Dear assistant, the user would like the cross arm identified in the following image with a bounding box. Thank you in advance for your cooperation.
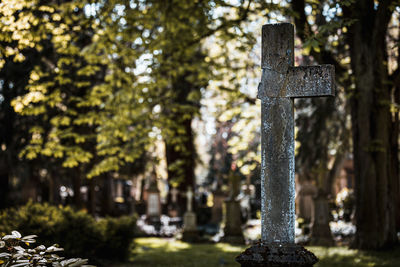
[257,64,335,99]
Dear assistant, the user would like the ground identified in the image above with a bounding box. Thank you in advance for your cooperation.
[110,238,400,267]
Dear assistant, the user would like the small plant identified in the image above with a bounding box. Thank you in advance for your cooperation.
[0,231,94,267]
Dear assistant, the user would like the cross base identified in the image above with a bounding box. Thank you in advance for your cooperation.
[236,242,318,267]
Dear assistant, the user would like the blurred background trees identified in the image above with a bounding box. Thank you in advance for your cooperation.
[0,0,399,254]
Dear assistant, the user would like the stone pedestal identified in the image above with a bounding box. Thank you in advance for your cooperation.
[182,211,198,242]
[222,199,244,244]
[236,242,318,267]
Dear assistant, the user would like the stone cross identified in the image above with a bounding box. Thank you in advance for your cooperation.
[186,186,194,212]
[170,187,179,203]
[259,23,334,243]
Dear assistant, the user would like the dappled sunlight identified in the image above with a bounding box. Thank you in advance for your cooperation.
[129,238,245,267]
[134,237,191,252]
[124,239,400,267]
[215,242,245,253]
[309,246,400,267]
[308,246,358,258]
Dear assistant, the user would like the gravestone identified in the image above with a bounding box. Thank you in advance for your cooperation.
[297,180,318,223]
[182,187,198,242]
[211,189,225,224]
[241,176,254,222]
[222,165,245,244]
[236,23,334,266]
[146,175,161,224]
[310,190,334,246]
[168,187,180,217]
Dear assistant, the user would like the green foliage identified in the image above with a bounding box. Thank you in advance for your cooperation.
[97,216,136,260]
[1,0,277,188]
[302,18,357,55]
[0,230,91,267]
[0,202,137,263]
[2,0,152,179]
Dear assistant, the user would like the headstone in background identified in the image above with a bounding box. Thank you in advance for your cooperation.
[211,189,225,224]
[296,180,318,236]
[196,189,212,225]
[297,180,318,223]
[168,186,180,217]
[182,187,198,242]
[146,174,161,224]
[240,178,254,222]
[134,178,147,215]
[222,164,245,244]
[310,190,334,246]
[236,23,334,266]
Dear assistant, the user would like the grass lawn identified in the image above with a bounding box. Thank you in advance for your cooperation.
[111,238,400,267]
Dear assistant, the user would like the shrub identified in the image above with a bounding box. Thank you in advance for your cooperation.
[0,230,92,267]
[0,202,137,264]
[97,216,137,260]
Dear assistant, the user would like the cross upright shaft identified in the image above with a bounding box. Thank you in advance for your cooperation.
[259,23,334,243]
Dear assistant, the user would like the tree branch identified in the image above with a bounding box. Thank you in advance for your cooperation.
[188,0,254,46]
[291,0,347,77]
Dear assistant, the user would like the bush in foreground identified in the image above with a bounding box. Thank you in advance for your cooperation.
[0,202,137,263]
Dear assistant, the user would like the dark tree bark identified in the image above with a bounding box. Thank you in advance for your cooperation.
[292,0,398,249]
[346,0,397,249]
[393,23,400,232]
[87,177,96,215]
[48,170,61,205]
[0,169,9,209]
[392,80,400,232]
[101,173,114,215]
[72,168,83,209]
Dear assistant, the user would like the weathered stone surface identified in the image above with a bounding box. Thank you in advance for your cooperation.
[258,65,335,99]
[261,23,294,72]
[236,242,318,267]
[261,97,295,243]
[285,65,335,98]
[258,23,334,244]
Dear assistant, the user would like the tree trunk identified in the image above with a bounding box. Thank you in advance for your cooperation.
[347,0,397,249]
[393,29,400,233]
[101,173,114,216]
[392,87,400,232]
[72,168,82,209]
[0,170,9,209]
[87,177,96,215]
[310,153,345,246]
[163,65,200,214]
[48,173,61,205]
[165,114,195,213]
